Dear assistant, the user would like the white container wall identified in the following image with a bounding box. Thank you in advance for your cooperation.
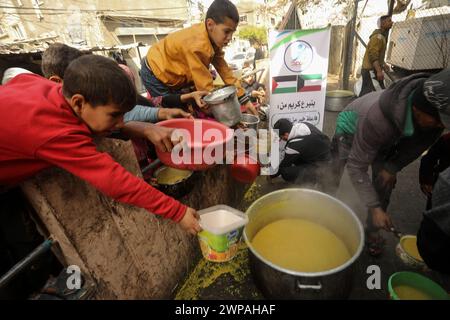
[386,13,450,70]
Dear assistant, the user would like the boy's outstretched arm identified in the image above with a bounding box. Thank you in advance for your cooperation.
[35,132,200,233]
[121,121,176,153]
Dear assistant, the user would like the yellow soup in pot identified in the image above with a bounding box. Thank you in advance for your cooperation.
[401,237,424,262]
[251,219,351,273]
[394,285,433,300]
[156,167,192,185]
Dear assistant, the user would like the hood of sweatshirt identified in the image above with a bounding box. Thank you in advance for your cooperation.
[287,122,312,140]
[378,72,430,133]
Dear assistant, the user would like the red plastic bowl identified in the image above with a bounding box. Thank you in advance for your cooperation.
[155,119,233,171]
[230,154,260,184]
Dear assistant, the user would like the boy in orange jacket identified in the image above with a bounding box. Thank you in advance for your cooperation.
[141,0,258,117]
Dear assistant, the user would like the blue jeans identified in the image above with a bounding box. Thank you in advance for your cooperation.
[140,58,175,97]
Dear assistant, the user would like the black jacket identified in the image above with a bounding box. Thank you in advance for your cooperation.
[280,122,331,168]
[417,167,450,274]
[419,133,450,186]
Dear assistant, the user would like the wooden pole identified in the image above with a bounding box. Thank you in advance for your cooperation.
[388,0,395,16]
[342,0,359,90]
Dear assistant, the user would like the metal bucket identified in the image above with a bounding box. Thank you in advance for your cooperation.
[325,90,355,112]
[244,188,364,299]
[240,114,260,131]
[204,85,242,127]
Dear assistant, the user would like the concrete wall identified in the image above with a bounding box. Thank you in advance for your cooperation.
[237,0,280,29]
[328,25,346,75]
[0,0,187,47]
[97,0,188,20]
[0,0,109,46]
[21,138,247,299]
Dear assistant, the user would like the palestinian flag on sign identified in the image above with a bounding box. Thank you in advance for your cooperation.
[272,74,322,95]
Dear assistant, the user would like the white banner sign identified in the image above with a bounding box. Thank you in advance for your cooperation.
[269,28,331,130]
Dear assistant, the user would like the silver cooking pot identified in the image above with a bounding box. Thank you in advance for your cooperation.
[325,90,355,112]
[204,85,242,127]
[244,188,364,299]
[240,113,260,131]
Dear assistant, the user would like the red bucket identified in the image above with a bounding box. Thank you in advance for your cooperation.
[230,154,260,184]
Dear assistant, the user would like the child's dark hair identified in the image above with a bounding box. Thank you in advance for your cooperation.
[41,43,84,79]
[273,119,293,136]
[63,55,136,112]
[206,0,239,24]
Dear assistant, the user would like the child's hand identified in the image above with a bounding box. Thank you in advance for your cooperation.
[158,108,193,120]
[244,100,258,116]
[179,207,202,235]
[181,91,209,109]
[144,124,176,152]
[251,90,261,98]
[190,91,209,109]
[369,207,393,231]
[420,183,433,197]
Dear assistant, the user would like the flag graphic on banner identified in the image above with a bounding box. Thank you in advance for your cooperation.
[272,74,322,94]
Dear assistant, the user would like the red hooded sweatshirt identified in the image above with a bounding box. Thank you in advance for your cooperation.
[0,74,186,222]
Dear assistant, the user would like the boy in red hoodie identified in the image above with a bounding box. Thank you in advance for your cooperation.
[0,54,201,235]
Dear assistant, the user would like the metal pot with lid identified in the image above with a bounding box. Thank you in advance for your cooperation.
[204,85,242,127]
[325,90,355,112]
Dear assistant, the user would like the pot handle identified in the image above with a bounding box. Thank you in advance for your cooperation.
[296,280,322,291]
[141,159,161,174]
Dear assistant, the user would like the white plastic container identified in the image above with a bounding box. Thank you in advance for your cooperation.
[197,205,248,262]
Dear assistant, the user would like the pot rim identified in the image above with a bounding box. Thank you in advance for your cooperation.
[326,90,355,98]
[204,85,237,105]
[388,271,449,300]
[397,235,426,265]
[243,188,364,277]
[240,114,260,125]
[153,166,194,186]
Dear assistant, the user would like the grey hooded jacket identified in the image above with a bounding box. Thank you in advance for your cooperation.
[336,73,443,208]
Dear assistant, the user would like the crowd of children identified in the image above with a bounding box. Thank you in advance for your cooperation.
[1,0,449,277]
[0,0,264,236]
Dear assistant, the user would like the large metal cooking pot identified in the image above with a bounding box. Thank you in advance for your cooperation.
[244,188,364,299]
[204,85,242,127]
[325,90,355,112]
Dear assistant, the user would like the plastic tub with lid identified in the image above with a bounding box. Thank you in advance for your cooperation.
[197,205,248,262]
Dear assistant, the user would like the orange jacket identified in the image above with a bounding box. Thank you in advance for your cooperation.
[362,29,387,70]
[146,23,245,97]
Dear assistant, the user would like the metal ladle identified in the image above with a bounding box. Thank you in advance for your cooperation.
[390,227,404,239]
